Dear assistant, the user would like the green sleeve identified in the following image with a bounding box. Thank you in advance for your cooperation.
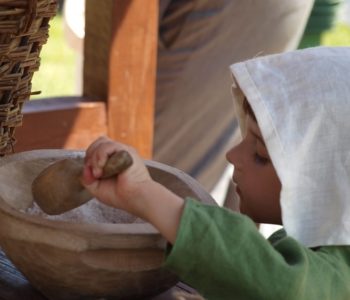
[164,198,350,300]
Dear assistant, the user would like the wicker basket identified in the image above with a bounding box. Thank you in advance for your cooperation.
[0,0,57,155]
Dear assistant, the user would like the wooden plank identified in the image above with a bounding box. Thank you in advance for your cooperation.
[84,0,158,158]
[14,97,107,152]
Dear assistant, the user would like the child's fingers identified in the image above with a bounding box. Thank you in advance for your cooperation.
[85,136,131,178]
[81,164,96,185]
[92,142,128,170]
[85,136,110,161]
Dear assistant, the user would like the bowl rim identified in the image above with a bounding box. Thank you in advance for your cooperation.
[0,149,216,237]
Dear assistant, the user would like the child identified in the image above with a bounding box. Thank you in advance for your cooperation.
[82,46,350,299]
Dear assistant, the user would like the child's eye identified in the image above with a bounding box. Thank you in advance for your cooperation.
[254,153,270,165]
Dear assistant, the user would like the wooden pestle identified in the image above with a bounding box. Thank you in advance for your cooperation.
[31,151,133,215]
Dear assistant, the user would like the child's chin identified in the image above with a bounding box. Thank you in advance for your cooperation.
[239,202,250,217]
[239,204,260,223]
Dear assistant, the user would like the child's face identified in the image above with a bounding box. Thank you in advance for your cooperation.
[226,114,282,224]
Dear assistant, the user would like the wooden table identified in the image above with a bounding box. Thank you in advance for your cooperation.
[0,249,197,300]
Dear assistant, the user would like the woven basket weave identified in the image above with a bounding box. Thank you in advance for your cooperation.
[0,0,57,155]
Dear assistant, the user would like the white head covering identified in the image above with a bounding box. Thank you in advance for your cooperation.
[230,47,350,247]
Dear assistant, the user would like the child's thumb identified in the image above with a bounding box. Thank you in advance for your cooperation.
[81,165,99,191]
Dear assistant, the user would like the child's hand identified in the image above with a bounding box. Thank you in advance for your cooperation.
[82,136,185,244]
[81,136,153,218]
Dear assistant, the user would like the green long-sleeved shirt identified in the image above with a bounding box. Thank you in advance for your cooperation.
[164,198,350,300]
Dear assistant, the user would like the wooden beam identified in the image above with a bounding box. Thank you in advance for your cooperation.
[83,0,114,100]
[84,0,158,158]
[107,0,158,158]
[14,97,107,152]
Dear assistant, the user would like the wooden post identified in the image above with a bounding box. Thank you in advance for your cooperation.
[84,0,158,158]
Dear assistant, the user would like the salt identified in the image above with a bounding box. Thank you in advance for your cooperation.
[24,198,143,224]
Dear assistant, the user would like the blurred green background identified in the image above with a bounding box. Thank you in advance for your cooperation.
[32,14,77,99]
[31,4,350,100]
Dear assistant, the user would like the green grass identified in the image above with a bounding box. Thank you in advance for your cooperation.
[31,17,350,99]
[31,14,77,99]
[322,22,350,45]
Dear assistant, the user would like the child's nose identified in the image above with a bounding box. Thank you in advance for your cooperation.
[226,146,237,165]
[226,145,241,165]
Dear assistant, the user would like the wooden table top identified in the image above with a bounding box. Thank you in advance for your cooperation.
[0,249,197,300]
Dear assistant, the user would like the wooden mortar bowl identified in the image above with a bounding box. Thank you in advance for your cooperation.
[0,150,216,300]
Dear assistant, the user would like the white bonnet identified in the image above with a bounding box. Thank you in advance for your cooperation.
[230,47,350,247]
